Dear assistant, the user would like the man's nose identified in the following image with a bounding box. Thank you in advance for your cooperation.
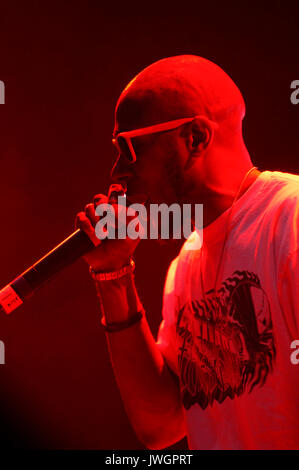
[110,153,133,183]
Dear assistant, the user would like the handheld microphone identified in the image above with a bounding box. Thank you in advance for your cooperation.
[0,229,95,315]
[0,185,126,315]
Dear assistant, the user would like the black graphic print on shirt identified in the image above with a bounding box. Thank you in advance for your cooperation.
[176,271,276,410]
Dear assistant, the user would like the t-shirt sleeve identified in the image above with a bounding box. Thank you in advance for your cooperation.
[278,247,299,338]
[156,257,180,376]
[275,190,299,339]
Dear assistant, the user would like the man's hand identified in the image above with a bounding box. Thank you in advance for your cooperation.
[75,188,141,272]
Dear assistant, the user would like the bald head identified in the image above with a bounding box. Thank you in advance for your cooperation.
[115,55,245,132]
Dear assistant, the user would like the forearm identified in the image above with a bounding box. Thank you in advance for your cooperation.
[95,274,186,449]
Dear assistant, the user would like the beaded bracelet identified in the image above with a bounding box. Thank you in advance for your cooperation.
[101,310,144,332]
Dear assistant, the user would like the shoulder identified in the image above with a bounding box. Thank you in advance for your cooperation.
[263,170,299,203]
[257,171,299,223]
[261,171,299,263]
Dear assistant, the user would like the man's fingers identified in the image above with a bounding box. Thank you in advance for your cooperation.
[85,203,99,226]
[75,212,101,247]
[93,194,108,206]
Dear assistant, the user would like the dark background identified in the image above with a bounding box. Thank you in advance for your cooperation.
[0,0,298,449]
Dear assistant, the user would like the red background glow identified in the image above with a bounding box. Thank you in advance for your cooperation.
[0,1,298,449]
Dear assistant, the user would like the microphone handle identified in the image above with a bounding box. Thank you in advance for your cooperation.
[0,229,95,315]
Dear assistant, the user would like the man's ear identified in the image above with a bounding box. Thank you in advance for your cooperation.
[186,116,217,156]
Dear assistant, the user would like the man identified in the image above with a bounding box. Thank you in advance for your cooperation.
[76,55,299,450]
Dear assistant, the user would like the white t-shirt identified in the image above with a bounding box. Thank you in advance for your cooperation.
[157,170,299,450]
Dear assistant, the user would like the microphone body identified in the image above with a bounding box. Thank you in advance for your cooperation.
[0,185,126,315]
[0,229,94,314]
